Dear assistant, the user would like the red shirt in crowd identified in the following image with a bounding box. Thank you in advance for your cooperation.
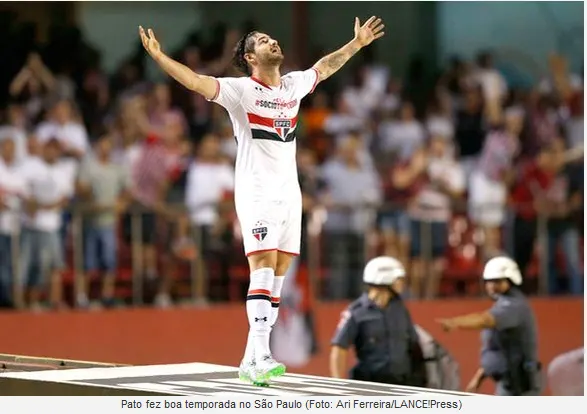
[509,159,556,221]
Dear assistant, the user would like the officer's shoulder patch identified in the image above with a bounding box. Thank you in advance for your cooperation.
[336,309,352,330]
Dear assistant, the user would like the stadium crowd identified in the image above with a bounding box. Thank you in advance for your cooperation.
[0,22,584,311]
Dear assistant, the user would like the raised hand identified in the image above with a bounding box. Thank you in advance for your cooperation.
[139,26,162,59]
[353,16,385,48]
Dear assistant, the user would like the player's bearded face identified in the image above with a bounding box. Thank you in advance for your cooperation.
[254,37,284,66]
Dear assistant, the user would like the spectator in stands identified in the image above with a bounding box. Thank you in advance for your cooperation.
[425,94,454,143]
[159,112,196,303]
[147,83,188,140]
[35,99,89,160]
[526,93,563,155]
[377,78,401,115]
[543,138,583,295]
[320,135,382,300]
[8,53,56,123]
[76,134,131,308]
[185,133,235,302]
[110,95,149,166]
[78,62,111,138]
[377,151,412,267]
[341,67,379,121]
[0,136,27,307]
[19,138,75,310]
[509,140,566,285]
[539,54,583,98]
[0,103,28,163]
[469,108,523,259]
[124,131,169,306]
[217,116,238,162]
[169,31,237,141]
[297,147,326,262]
[323,94,366,145]
[393,134,465,299]
[473,51,508,105]
[563,90,583,150]
[301,91,331,136]
[378,100,426,162]
[454,86,486,178]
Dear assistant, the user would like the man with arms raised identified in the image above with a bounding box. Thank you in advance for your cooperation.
[139,17,385,385]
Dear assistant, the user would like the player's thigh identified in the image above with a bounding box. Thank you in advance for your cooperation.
[238,206,281,270]
[275,202,301,275]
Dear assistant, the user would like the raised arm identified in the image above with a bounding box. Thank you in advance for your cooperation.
[139,26,217,100]
[313,16,385,83]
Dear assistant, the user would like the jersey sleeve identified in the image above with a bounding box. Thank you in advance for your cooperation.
[285,68,320,99]
[331,308,358,349]
[489,297,522,330]
[208,77,245,111]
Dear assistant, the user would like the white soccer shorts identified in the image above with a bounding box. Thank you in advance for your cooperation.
[237,200,302,257]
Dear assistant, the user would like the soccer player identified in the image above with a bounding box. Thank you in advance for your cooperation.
[139,16,385,385]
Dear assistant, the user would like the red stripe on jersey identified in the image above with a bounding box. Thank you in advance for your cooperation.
[250,76,279,90]
[309,67,320,94]
[247,113,298,129]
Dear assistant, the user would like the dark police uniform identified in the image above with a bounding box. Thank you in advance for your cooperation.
[483,287,542,396]
[331,293,426,386]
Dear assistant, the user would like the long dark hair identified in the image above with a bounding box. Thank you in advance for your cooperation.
[232,31,257,76]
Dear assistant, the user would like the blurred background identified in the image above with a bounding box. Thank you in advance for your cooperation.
[0,0,583,395]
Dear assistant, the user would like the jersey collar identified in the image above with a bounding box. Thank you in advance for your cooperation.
[250,76,281,90]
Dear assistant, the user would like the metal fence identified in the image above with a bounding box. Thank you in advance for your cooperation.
[0,200,583,309]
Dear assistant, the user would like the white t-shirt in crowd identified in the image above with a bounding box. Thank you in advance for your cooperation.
[35,121,89,155]
[185,161,235,226]
[20,157,76,232]
[0,127,28,164]
[0,158,28,235]
[378,120,426,160]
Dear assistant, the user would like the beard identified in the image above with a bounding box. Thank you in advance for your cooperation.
[261,51,284,67]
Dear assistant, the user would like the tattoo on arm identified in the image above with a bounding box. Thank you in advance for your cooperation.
[313,40,361,82]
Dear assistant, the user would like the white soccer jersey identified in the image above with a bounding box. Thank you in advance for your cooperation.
[209,68,319,206]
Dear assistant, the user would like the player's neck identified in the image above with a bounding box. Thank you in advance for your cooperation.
[251,67,281,87]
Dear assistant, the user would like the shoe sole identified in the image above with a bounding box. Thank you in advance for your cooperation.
[238,372,270,387]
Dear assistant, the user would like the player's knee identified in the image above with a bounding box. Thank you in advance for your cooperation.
[248,250,278,271]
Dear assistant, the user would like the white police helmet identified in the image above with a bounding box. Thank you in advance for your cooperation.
[363,256,406,286]
[483,256,523,286]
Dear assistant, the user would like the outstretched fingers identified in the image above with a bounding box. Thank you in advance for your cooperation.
[363,16,377,28]
[369,17,382,29]
[372,23,385,36]
[139,26,148,47]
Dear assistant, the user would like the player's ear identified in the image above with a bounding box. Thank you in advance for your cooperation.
[244,52,255,65]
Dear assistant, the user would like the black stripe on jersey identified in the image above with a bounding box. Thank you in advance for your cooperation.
[251,129,296,143]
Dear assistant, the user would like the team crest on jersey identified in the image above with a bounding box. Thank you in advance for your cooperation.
[252,223,268,241]
[273,119,292,140]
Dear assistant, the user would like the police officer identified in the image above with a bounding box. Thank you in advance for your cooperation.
[330,256,426,386]
[437,256,541,396]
